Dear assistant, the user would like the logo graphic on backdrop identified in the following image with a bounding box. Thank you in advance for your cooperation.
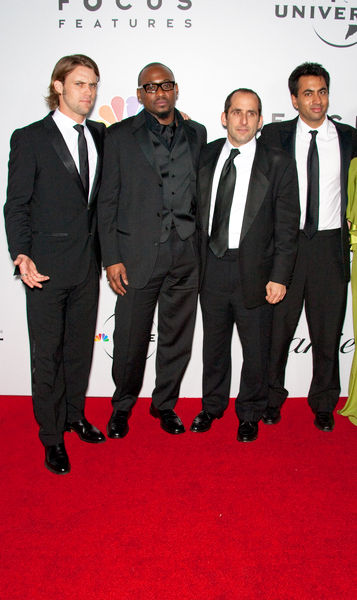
[57,0,193,30]
[98,96,140,125]
[274,0,357,47]
[290,332,354,354]
[95,314,157,359]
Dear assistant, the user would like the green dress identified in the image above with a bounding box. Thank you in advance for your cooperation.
[338,157,357,425]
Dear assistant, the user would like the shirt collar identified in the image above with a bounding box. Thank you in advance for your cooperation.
[297,115,329,138]
[225,135,256,157]
[53,107,87,129]
[144,108,181,132]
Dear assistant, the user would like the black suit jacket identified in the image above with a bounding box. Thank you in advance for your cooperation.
[4,113,106,287]
[198,138,300,308]
[259,116,357,282]
[97,110,207,289]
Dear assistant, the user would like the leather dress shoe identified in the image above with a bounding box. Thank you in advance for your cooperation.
[150,405,185,434]
[262,406,281,425]
[107,410,129,439]
[190,410,220,433]
[314,411,334,432]
[237,421,258,442]
[67,417,106,443]
[45,443,70,475]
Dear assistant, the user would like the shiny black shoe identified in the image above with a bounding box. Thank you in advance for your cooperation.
[107,410,129,439]
[190,410,219,433]
[67,417,106,443]
[150,405,185,434]
[314,411,334,432]
[45,443,70,475]
[262,406,281,425]
[237,421,258,442]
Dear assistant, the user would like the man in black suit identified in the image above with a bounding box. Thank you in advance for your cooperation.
[4,55,106,474]
[98,62,206,437]
[260,62,357,431]
[190,88,300,442]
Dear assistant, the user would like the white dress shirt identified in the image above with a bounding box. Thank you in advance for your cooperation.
[295,116,341,230]
[52,108,97,198]
[209,137,256,248]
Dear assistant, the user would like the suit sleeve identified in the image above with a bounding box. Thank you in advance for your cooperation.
[4,129,36,261]
[97,129,123,267]
[270,156,300,286]
[259,124,281,148]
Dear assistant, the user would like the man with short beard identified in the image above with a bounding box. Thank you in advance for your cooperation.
[98,62,206,437]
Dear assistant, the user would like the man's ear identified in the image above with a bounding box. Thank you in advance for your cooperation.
[54,80,63,96]
[291,94,299,111]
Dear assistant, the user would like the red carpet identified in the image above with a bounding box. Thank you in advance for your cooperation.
[1,396,356,600]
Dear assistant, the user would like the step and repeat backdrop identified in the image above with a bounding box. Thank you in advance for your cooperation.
[1,0,356,398]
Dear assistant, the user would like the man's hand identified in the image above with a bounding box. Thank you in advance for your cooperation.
[14,254,49,289]
[180,111,190,121]
[106,263,128,296]
[265,281,286,304]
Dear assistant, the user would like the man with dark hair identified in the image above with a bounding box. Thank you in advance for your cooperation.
[98,62,206,437]
[4,55,106,474]
[260,62,357,431]
[189,89,299,442]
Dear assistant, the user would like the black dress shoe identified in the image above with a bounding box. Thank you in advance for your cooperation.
[150,405,185,434]
[262,406,281,425]
[237,421,258,442]
[190,410,219,433]
[314,411,334,431]
[107,410,129,439]
[67,417,106,443]
[45,443,70,475]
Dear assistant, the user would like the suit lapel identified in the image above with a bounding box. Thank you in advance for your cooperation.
[240,142,270,244]
[334,119,352,213]
[279,117,298,157]
[87,120,102,205]
[132,110,160,178]
[199,139,225,231]
[181,120,197,173]
[43,113,85,199]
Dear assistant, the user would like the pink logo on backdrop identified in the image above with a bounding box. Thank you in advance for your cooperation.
[98,96,141,125]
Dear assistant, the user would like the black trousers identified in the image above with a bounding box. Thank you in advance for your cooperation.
[26,260,99,446]
[268,229,347,413]
[200,249,272,422]
[111,229,199,412]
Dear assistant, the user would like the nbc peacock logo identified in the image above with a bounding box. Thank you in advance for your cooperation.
[95,314,157,360]
[98,95,141,125]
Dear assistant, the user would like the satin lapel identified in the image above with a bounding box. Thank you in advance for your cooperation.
[199,140,225,231]
[132,111,160,178]
[279,118,298,157]
[87,121,103,205]
[240,144,270,244]
[43,114,84,198]
[181,121,197,173]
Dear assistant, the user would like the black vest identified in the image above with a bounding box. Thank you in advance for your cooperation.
[149,125,197,242]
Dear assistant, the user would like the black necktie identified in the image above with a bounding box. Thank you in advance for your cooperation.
[209,148,240,257]
[303,130,319,239]
[159,121,176,149]
[74,124,89,199]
